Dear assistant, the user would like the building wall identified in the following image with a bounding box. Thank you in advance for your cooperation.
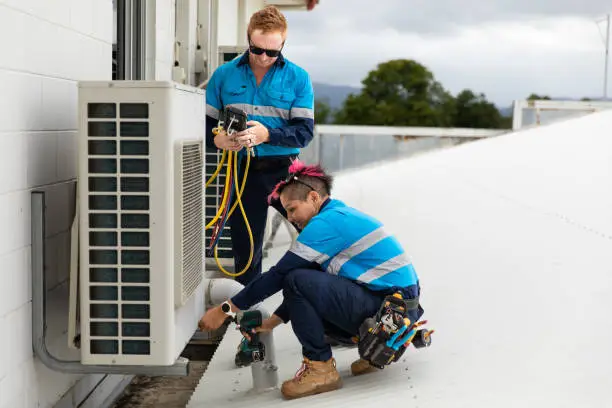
[217,0,239,47]
[0,1,113,407]
[152,0,177,81]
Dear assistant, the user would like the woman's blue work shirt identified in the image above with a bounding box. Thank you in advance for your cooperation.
[231,198,420,318]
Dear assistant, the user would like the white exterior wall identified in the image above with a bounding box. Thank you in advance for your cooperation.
[151,0,177,81]
[217,0,266,48]
[0,1,114,407]
[217,0,239,46]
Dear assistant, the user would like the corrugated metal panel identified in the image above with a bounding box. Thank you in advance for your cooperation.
[189,292,432,408]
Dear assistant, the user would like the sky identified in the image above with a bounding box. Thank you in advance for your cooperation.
[282,0,612,107]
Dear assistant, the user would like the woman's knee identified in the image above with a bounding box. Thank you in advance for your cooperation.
[283,269,321,293]
[282,268,313,293]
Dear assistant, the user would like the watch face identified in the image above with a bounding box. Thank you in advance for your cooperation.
[222,303,231,313]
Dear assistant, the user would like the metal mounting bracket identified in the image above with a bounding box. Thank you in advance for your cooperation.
[31,191,189,376]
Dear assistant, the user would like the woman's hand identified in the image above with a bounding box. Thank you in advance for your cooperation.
[198,305,229,331]
[243,315,283,341]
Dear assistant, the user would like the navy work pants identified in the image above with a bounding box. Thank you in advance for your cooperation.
[229,156,294,286]
[281,268,422,362]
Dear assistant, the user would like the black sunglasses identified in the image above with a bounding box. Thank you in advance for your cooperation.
[248,37,284,58]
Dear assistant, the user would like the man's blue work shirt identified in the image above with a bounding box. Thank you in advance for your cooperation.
[205,52,315,157]
[231,198,419,320]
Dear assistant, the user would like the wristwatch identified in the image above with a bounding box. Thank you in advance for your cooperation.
[221,301,236,319]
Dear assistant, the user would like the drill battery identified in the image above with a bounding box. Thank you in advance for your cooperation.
[357,293,433,369]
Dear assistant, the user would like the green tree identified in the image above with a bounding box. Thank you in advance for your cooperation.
[451,89,506,129]
[314,99,333,124]
[527,93,551,100]
[334,59,454,126]
[500,116,513,129]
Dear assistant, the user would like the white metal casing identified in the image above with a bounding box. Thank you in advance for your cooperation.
[511,99,612,130]
[264,0,311,10]
[77,81,206,366]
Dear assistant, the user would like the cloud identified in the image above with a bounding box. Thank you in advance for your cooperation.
[282,2,611,105]
[286,0,610,35]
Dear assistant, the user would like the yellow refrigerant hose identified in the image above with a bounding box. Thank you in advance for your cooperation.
[204,126,254,278]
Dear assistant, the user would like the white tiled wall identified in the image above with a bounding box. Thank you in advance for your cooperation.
[0,1,113,407]
[153,0,176,80]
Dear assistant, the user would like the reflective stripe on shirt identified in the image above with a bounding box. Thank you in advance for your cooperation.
[290,240,331,264]
[326,227,388,275]
[206,104,219,119]
[227,103,290,120]
[356,253,413,283]
[290,107,314,119]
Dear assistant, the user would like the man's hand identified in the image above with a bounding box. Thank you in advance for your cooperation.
[306,0,318,10]
[214,129,243,151]
[198,305,230,332]
[235,121,270,149]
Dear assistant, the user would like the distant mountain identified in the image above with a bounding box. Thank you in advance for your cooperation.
[499,106,513,117]
[313,82,360,110]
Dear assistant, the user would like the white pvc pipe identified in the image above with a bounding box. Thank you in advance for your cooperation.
[205,278,279,392]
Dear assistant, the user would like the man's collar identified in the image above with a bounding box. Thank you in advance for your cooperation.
[237,50,286,67]
[237,51,250,66]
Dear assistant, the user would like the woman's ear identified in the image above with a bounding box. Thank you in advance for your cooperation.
[308,190,319,204]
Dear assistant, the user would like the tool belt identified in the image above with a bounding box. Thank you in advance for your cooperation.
[357,292,433,369]
[248,155,296,172]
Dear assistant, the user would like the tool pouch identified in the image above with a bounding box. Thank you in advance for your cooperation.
[357,317,399,369]
[356,293,430,369]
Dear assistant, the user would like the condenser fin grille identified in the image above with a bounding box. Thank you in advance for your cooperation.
[86,102,152,356]
[179,142,204,304]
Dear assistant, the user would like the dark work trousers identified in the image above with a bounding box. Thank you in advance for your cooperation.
[283,269,384,362]
[229,155,295,286]
[282,269,423,362]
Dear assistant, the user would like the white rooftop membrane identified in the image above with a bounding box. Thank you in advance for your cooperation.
[190,110,612,407]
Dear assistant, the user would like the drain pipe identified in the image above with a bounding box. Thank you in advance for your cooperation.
[30,191,189,376]
[206,278,278,391]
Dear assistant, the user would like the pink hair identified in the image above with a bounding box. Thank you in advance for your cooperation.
[267,159,326,203]
[287,159,325,178]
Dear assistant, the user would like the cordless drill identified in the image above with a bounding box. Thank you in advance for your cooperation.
[234,310,266,367]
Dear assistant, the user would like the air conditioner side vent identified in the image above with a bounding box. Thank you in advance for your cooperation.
[179,141,204,305]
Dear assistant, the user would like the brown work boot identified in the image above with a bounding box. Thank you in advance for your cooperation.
[350,358,380,376]
[281,357,342,400]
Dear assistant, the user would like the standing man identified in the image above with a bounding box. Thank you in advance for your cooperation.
[205,6,315,286]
